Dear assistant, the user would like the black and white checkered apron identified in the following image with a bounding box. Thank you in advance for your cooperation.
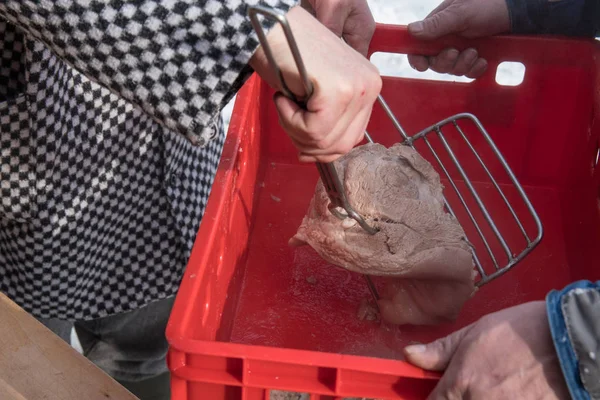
[0,0,296,320]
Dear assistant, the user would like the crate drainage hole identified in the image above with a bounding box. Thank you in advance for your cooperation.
[495,62,525,86]
[269,391,309,400]
[269,392,378,400]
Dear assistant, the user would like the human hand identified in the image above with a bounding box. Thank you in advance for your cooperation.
[403,301,570,399]
[301,0,375,57]
[249,6,382,163]
[407,0,511,79]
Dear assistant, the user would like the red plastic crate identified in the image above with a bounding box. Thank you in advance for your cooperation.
[166,25,600,399]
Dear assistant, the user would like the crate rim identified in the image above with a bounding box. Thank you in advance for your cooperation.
[165,24,600,398]
[168,336,440,380]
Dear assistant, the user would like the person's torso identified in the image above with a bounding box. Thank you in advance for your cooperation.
[0,20,225,320]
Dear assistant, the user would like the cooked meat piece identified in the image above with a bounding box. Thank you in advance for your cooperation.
[290,143,476,325]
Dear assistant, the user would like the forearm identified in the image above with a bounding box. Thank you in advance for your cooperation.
[547,280,600,400]
[506,0,599,37]
[0,1,297,145]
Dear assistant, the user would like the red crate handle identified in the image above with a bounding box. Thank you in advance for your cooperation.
[367,24,511,86]
[366,24,592,87]
[368,24,479,58]
[366,23,548,59]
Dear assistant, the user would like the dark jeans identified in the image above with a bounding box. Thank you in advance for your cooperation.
[38,296,175,399]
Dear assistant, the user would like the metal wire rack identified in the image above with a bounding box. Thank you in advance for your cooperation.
[248,5,544,288]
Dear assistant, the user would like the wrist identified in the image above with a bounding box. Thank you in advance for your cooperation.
[249,6,313,98]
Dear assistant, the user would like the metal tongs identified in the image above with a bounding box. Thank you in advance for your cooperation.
[248,5,381,305]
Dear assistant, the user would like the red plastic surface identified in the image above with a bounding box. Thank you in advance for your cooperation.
[166,25,600,399]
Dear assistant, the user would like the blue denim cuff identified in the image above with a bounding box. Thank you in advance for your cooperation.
[546,280,600,400]
[505,0,598,37]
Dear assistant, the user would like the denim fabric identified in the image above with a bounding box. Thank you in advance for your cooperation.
[38,296,175,382]
[505,0,600,37]
[547,280,600,400]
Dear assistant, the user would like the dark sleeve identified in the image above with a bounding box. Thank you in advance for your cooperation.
[505,0,600,37]
[546,280,600,400]
[0,1,298,146]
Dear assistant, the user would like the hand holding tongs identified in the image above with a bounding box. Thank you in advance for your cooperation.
[248,6,379,309]
[248,5,381,305]
[247,5,378,235]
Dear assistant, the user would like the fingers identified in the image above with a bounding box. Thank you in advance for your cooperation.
[404,0,509,81]
[298,105,371,162]
[465,58,487,79]
[407,54,429,72]
[273,88,371,163]
[403,324,472,371]
[273,89,350,151]
[310,0,375,57]
[451,48,478,76]
[267,5,380,163]
[341,0,375,57]
[428,48,460,74]
[420,339,472,400]
[404,323,473,400]
[406,0,477,79]
[407,4,466,41]
[407,48,488,79]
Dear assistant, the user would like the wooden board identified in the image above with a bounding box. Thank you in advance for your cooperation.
[0,292,139,400]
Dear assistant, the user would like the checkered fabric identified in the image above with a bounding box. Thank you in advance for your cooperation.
[0,21,25,102]
[0,0,297,320]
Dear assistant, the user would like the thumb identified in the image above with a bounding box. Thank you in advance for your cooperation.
[408,6,465,40]
[403,324,471,371]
